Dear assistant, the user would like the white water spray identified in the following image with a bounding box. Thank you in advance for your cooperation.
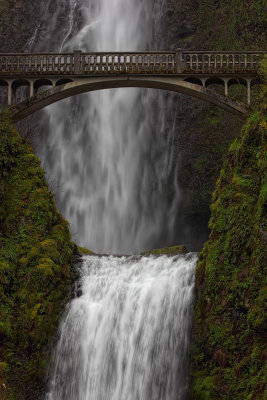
[47,254,197,400]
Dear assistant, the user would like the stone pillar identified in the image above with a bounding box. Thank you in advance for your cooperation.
[176,48,184,74]
[30,81,34,97]
[74,50,82,75]
[200,78,207,87]
[8,81,13,106]
[223,78,229,96]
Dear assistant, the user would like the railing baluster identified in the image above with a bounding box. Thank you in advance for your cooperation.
[196,55,199,72]
[52,55,55,72]
[190,55,193,70]
[159,55,162,71]
[141,55,144,72]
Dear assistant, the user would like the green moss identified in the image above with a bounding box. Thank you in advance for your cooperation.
[191,60,267,399]
[0,112,79,398]
[141,244,189,256]
[191,374,215,400]
[77,246,95,255]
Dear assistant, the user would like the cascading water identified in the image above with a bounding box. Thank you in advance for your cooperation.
[26,1,197,398]
[47,254,197,400]
[29,0,179,254]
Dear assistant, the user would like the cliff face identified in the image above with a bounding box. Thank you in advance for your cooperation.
[0,0,41,52]
[161,0,266,51]
[0,113,79,400]
[191,62,267,399]
[158,0,266,250]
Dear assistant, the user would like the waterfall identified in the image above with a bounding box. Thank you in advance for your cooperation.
[29,0,179,254]
[26,3,196,397]
[47,254,197,400]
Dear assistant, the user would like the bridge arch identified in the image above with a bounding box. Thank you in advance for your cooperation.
[9,76,249,122]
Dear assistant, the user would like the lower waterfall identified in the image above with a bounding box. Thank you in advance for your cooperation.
[46,254,197,400]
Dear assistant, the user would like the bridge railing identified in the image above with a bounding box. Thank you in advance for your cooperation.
[0,51,265,76]
[80,52,177,73]
[0,53,75,74]
[183,51,265,73]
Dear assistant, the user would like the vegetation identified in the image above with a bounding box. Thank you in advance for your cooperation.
[0,112,79,399]
[77,246,95,255]
[141,244,188,256]
[190,58,267,399]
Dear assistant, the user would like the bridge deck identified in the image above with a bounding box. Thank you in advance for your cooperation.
[0,51,265,77]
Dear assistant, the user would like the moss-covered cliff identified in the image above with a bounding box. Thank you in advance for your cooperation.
[0,113,79,399]
[190,61,267,399]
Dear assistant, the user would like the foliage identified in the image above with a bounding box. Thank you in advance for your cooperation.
[0,112,79,399]
[190,59,267,399]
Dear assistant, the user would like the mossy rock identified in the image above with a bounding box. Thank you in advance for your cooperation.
[40,239,61,264]
[78,246,95,255]
[142,244,189,256]
[191,64,267,400]
[0,114,77,399]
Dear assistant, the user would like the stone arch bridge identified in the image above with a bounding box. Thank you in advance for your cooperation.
[0,50,265,121]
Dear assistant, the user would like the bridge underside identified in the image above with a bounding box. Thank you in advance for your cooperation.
[8,76,249,121]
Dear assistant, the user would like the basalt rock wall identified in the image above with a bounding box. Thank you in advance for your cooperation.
[0,0,42,53]
[156,0,266,250]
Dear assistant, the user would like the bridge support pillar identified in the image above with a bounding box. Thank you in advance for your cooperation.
[223,78,229,96]
[7,81,13,106]
[30,81,34,98]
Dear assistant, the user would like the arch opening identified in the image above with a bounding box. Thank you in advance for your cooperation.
[0,79,8,110]
[34,79,53,95]
[228,78,248,104]
[183,77,203,86]
[56,78,73,86]
[205,77,225,95]
[228,77,247,88]
[12,79,30,103]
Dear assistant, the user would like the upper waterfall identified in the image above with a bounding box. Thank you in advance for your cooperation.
[29,0,179,255]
